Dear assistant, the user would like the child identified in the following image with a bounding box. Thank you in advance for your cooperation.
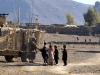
[48,44,55,65]
[54,45,59,65]
[62,45,67,66]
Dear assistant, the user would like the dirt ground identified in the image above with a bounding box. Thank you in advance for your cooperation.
[0,33,100,75]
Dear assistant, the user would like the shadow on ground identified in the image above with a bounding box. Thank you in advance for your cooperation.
[0,61,12,63]
[76,50,100,53]
[3,62,43,67]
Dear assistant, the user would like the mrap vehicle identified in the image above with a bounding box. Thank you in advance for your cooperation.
[0,14,44,62]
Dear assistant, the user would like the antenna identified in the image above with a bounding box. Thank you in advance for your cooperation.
[31,0,34,23]
[12,0,17,22]
[29,12,30,23]
[18,7,20,25]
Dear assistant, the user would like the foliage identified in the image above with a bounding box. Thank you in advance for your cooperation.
[66,12,75,25]
[95,10,100,24]
[12,22,15,25]
[83,7,100,26]
[84,22,89,26]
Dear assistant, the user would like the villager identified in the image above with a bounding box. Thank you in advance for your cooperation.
[48,44,55,65]
[54,45,59,65]
[41,42,49,66]
[89,39,91,42]
[62,45,67,66]
[77,37,79,40]
[28,37,38,63]
[85,39,86,42]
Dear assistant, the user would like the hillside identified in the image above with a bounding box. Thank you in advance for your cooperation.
[94,1,100,12]
[0,0,91,25]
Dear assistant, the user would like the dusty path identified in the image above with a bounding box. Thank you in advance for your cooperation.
[0,47,100,75]
[0,33,100,75]
[0,61,100,75]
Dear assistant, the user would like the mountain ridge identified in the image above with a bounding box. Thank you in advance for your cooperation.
[0,0,92,25]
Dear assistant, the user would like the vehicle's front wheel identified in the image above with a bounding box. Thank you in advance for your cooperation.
[5,56,14,62]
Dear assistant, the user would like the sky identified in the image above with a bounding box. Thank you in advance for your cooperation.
[73,0,99,5]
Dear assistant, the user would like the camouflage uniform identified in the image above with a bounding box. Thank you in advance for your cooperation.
[28,38,38,63]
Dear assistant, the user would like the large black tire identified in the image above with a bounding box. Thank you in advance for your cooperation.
[21,44,28,62]
[21,52,28,62]
[5,56,13,62]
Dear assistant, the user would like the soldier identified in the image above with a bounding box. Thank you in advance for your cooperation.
[28,37,39,63]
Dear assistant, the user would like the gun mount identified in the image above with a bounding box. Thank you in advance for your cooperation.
[0,13,9,27]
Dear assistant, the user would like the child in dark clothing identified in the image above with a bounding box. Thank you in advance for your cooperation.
[54,45,59,65]
[62,45,67,66]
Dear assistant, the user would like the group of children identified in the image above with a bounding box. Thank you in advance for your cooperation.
[41,42,67,66]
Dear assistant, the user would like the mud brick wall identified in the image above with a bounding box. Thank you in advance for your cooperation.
[25,24,100,36]
[39,26,91,36]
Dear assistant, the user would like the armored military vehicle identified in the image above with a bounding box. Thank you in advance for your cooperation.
[0,14,44,62]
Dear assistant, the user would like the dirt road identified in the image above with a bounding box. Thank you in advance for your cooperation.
[0,47,100,75]
[0,33,100,75]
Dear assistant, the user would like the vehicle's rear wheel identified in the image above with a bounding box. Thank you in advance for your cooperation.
[21,52,28,62]
[5,56,13,62]
[21,44,28,62]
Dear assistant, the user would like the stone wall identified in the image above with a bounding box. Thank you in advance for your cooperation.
[24,24,100,36]
[38,26,91,36]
